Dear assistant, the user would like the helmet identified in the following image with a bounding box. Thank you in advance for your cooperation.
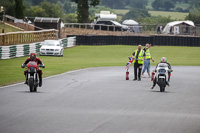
[30,53,36,60]
[161,57,167,63]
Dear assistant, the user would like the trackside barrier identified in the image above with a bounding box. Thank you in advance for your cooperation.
[0,43,41,59]
[0,37,76,59]
[68,35,200,47]
[67,36,76,47]
[60,36,76,48]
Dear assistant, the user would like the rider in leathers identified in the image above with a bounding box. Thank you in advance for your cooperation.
[21,53,45,87]
[151,57,171,89]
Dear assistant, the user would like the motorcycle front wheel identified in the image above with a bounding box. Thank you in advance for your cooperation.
[29,78,34,92]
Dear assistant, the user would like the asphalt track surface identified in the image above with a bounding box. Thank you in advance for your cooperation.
[0,66,200,133]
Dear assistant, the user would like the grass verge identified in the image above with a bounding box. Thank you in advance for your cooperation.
[0,23,20,33]
[148,11,188,20]
[113,9,188,20]
[0,45,200,86]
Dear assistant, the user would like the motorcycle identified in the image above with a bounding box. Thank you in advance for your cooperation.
[152,63,173,92]
[22,61,45,92]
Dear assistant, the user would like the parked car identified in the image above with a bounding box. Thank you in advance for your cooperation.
[40,40,64,56]
[93,20,129,31]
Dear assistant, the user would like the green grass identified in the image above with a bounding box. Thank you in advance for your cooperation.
[148,11,188,20]
[0,45,200,86]
[113,9,129,15]
[0,23,20,33]
[113,9,188,20]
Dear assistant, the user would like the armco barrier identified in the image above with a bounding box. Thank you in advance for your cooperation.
[69,35,200,47]
[0,37,76,59]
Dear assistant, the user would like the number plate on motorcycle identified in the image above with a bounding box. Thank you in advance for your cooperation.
[159,76,165,78]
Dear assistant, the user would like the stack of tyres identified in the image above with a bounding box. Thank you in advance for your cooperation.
[35,43,41,52]
[23,45,30,56]
[9,45,16,58]
[0,46,2,59]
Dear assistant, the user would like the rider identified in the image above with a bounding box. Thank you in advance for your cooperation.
[151,57,172,89]
[21,53,45,87]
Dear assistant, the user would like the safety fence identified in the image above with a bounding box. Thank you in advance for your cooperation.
[0,37,76,59]
[68,35,200,47]
[0,29,58,46]
[64,23,200,36]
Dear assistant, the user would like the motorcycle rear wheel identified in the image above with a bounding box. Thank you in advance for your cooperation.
[160,86,165,92]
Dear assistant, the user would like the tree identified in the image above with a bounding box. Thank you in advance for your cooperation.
[152,0,175,11]
[186,1,200,24]
[137,16,174,24]
[122,8,151,21]
[63,2,76,14]
[15,0,25,19]
[25,1,63,18]
[71,0,100,23]
[40,1,63,17]
[129,0,148,9]
[0,0,15,17]
[62,13,78,23]
[101,0,125,9]
[26,6,48,17]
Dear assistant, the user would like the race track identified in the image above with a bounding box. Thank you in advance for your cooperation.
[0,66,200,133]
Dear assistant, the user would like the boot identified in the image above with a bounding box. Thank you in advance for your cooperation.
[166,81,170,86]
[24,80,28,84]
[24,74,28,84]
[151,79,156,89]
[39,74,42,87]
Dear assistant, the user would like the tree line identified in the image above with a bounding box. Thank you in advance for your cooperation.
[1,0,200,24]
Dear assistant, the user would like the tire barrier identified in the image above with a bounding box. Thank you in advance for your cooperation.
[67,36,76,47]
[0,37,76,59]
[0,43,41,59]
[69,35,200,47]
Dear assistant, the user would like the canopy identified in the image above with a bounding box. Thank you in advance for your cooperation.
[122,19,139,25]
[163,21,195,34]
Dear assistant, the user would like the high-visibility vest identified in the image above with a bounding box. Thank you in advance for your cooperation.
[133,50,145,64]
[145,49,151,59]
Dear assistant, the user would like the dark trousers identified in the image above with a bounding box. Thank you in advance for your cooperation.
[134,63,143,80]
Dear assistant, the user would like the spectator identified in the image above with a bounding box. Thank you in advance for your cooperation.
[160,25,163,33]
[157,25,161,34]
[142,43,154,78]
[24,16,28,23]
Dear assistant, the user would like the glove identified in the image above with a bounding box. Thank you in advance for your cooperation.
[21,63,25,68]
[41,64,45,68]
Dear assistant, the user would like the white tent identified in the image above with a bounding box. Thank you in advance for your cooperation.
[163,21,195,34]
[122,19,139,25]
[122,19,141,33]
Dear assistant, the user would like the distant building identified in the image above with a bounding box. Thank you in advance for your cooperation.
[34,17,61,38]
[163,21,196,35]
